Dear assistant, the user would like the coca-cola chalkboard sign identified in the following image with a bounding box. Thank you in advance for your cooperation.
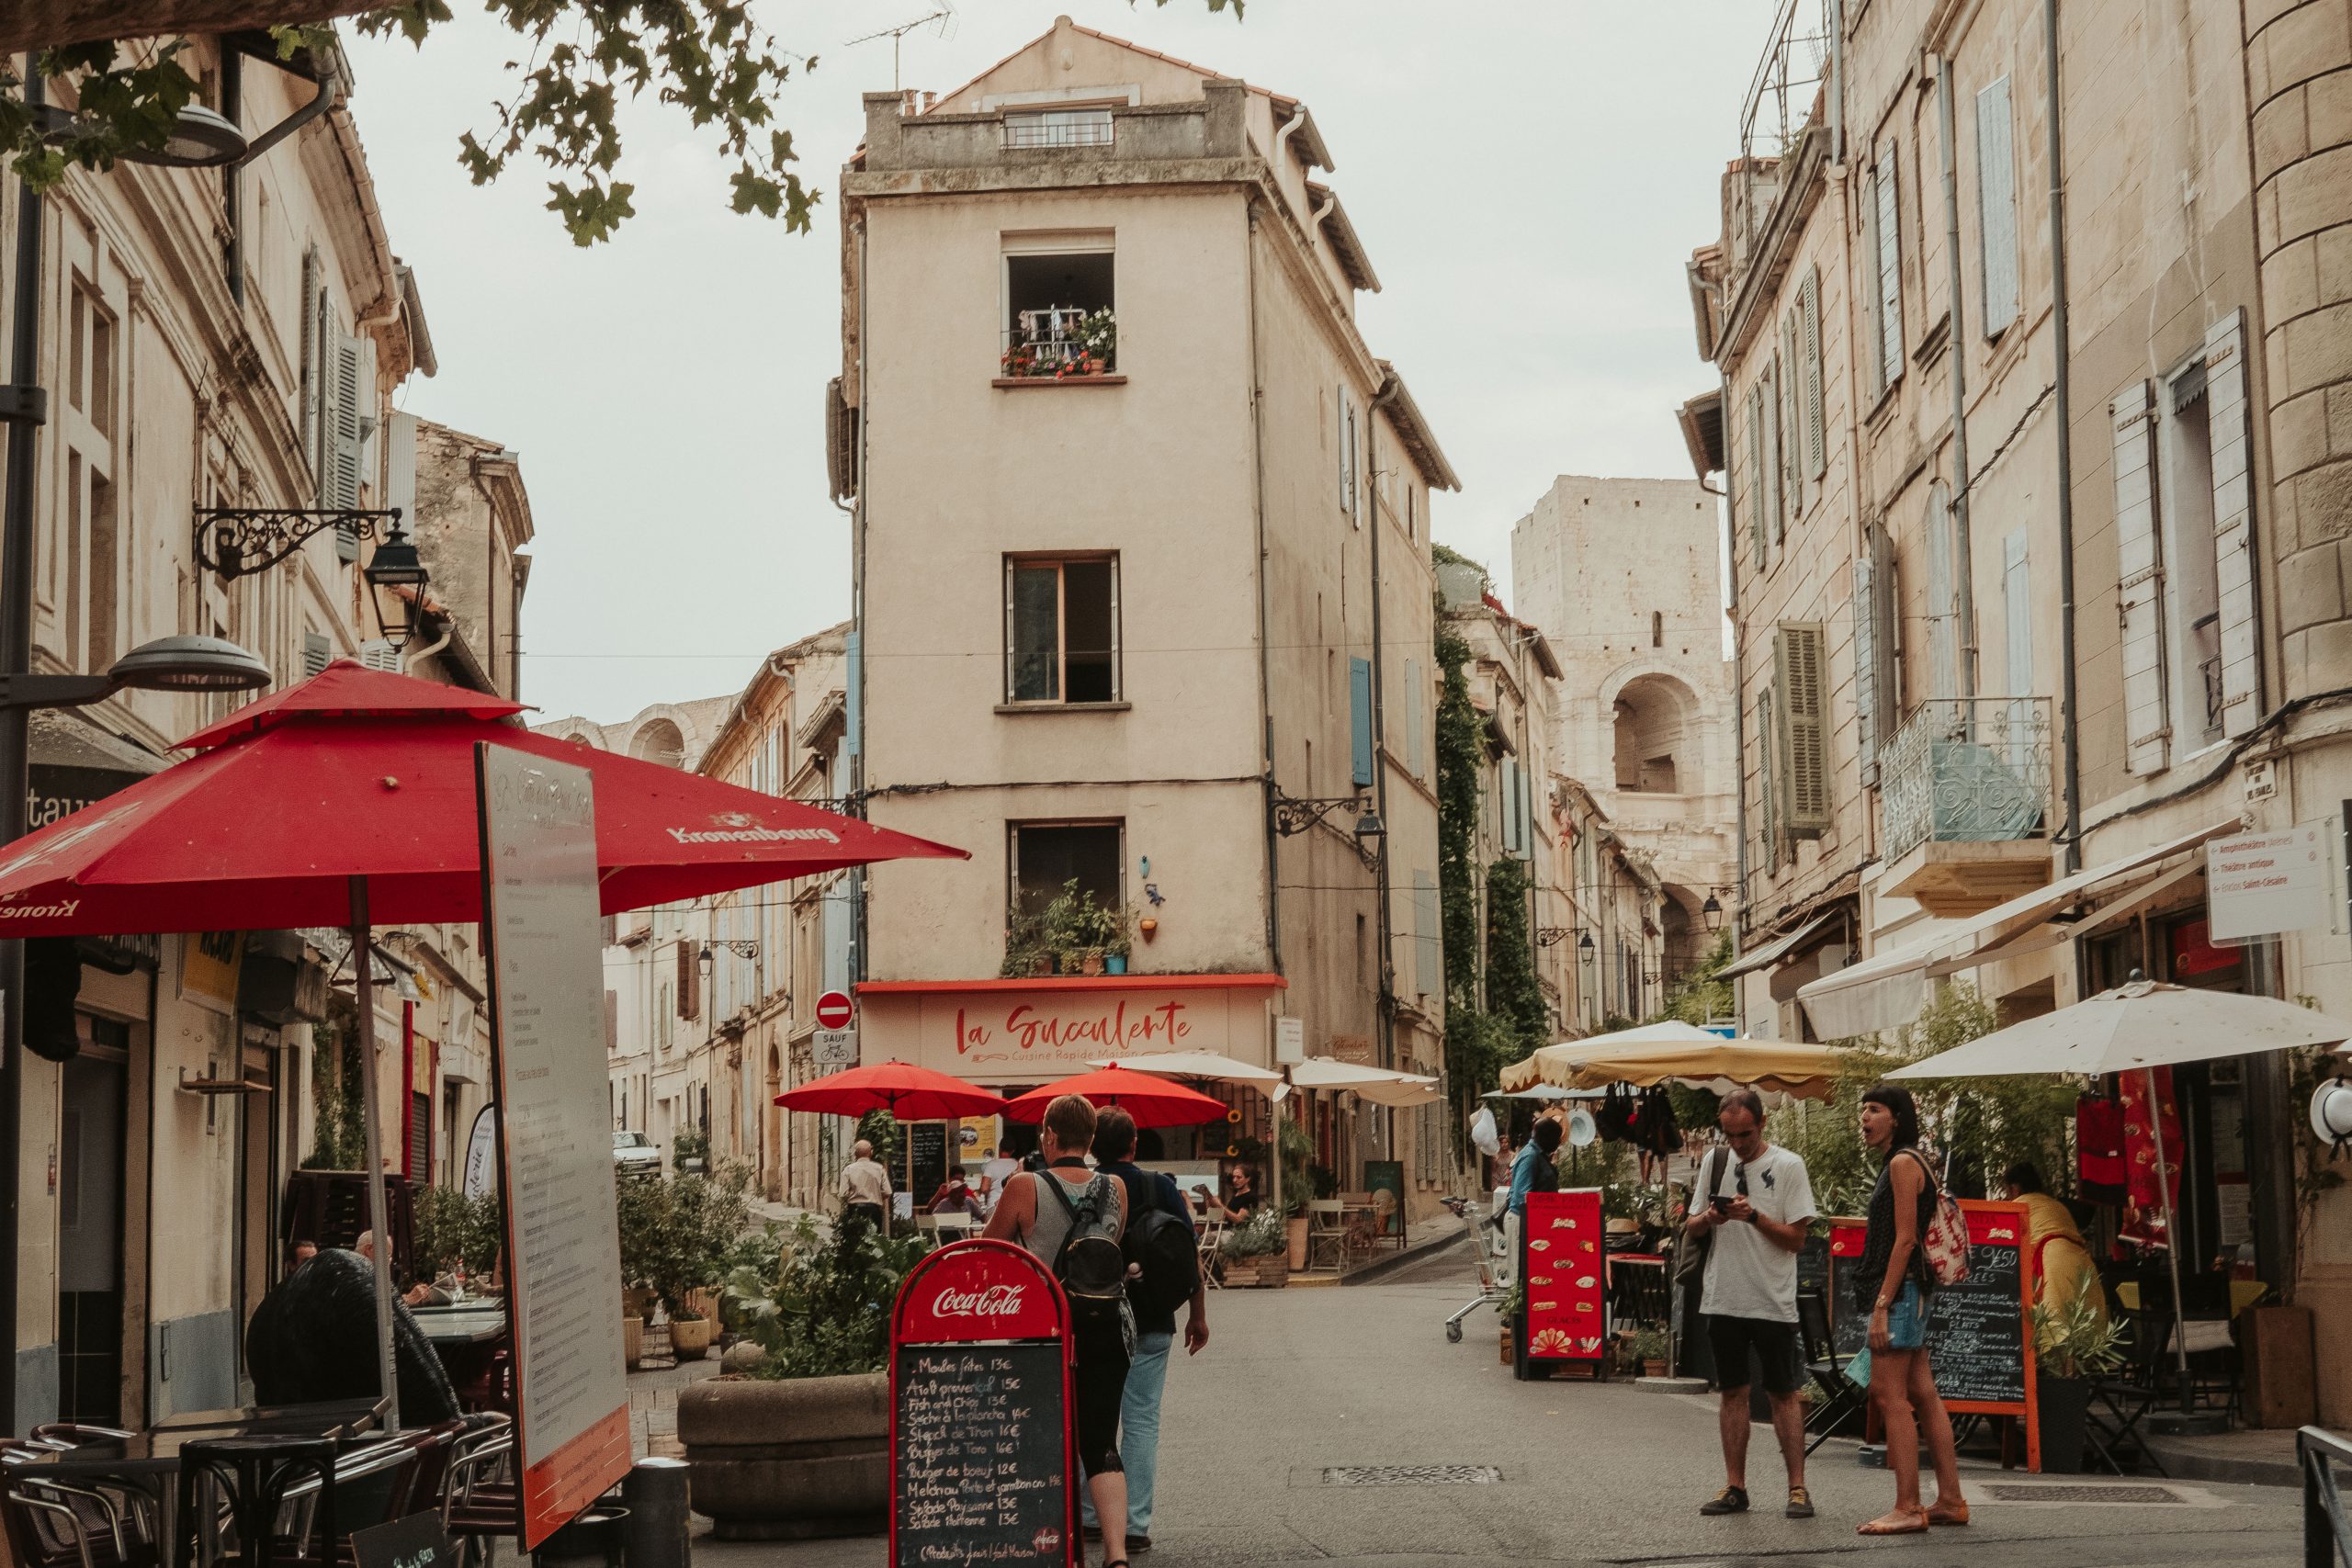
[889,1239,1076,1567]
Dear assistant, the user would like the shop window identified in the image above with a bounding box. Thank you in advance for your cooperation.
[1009,820,1122,918]
[1006,556,1118,704]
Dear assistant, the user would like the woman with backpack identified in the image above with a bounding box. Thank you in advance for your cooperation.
[984,1093,1135,1568]
[1852,1084,1969,1536]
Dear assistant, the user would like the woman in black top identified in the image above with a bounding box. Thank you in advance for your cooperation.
[1853,1085,1967,1536]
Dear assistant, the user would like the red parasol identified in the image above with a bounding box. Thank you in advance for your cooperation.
[0,661,965,934]
[1001,1065,1232,1130]
[776,1061,1008,1122]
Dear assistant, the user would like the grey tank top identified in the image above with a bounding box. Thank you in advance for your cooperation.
[1021,1168,1123,1264]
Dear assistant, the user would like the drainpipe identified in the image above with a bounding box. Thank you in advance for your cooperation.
[1368,372,1402,1093]
[1938,53,1979,705]
[849,215,872,986]
[1829,0,1846,164]
[1247,206,1280,973]
[2045,0,2083,874]
[1717,364,1748,1035]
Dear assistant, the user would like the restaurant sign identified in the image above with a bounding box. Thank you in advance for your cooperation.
[863,977,1283,1078]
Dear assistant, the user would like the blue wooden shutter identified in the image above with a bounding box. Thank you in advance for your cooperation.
[1349,657,1374,787]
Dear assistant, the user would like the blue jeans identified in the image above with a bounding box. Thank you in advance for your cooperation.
[1081,1330,1173,1535]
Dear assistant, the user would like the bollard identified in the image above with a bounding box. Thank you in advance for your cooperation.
[622,1457,692,1568]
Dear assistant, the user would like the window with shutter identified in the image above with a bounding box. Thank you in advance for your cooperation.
[1853,548,1880,786]
[359,639,401,672]
[677,940,700,1021]
[1755,686,1781,872]
[1875,148,1905,393]
[298,248,320,479]
[1775,623,1830,836]
[2111,380,2171,773]
[1405,657,1424,779]
[2204,309,2260,737]
[1804,266,1826,477]
[1747,385,1770,570]
[1926,479,1958,702]
[301,630,331,678]
[1781,316,1804,518]
[326,333,366,559]
[1349,657,1374,786]
[1412,870,1440,997]
[1976,77,2020,337]
[1762,359,1784,546]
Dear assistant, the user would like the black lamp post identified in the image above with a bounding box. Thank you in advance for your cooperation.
[363,523,431,652]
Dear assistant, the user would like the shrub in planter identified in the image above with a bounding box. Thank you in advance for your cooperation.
[2030,1293,2126,1473]
[1219,1209,1289,1289]
[1626,1325,1670,1378]
[681,1218,934,1538]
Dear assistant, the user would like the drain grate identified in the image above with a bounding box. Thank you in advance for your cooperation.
[1986,1483,2184,1505]
[1321,1465,1504,1487]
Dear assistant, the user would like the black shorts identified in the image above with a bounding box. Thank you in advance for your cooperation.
[1706,1313,1802,1397]
[1070,1310,1130,1479]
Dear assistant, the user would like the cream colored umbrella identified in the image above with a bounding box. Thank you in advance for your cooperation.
[1890,977,2352,1419]
[1286,1057,1442,1108]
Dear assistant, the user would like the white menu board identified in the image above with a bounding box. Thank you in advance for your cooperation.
[476,746,631,1547]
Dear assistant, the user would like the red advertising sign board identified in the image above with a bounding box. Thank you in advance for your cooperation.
[888,1241,1076,1567]
[815,989,854,1030]
[1521,1189,1606,1368]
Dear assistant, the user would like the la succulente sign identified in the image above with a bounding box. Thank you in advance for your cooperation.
[862,976,1285,1077]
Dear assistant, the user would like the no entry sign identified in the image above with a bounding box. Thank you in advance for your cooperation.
[889,1239,1075,1567]
[816,989,854,1030]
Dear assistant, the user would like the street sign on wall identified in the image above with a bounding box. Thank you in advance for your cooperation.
[816,989,855,1030]
[814,1028,858,1067]
[476,745,632,1549]
[2208,820,2335,941]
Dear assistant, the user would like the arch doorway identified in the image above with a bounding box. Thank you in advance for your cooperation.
[1612,673,1700,795]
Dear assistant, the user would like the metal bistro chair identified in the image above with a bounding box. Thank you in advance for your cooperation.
[438,1416,519,1568]
[1195,1217,1227,1289]
[1795,1292,1868,1456]
[3,1450,163,1568]
[176,1433,420,1568]
[1305,1201,1349,1273]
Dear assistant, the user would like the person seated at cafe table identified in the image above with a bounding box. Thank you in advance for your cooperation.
[355,1230,440,1307]
[1198,1163,1270,1225]
[929,1167,985,1217]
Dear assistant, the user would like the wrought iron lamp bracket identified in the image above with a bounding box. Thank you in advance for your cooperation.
[1271,791,1364,838]
[195,506,403,580]
[1534,927,1577,949]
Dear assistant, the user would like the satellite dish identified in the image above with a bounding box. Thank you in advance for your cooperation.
[1566,1109,1598,1148]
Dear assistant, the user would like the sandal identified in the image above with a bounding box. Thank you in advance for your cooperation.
[1858,1509,1929,1536]
[1927,1499,1971,1527]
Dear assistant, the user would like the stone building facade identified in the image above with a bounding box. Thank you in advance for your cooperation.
[1686,0,2352,1424]
[1511,475,1737,989]
[837,19,1464,1209]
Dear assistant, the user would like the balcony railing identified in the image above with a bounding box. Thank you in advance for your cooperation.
[1881,696,2053,866]
[1001,307,1117,379]
[1002,113,1114,150]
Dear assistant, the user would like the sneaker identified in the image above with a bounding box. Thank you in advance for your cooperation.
[1786,1487,1815,1519]
[1128,1536,1151,1552]
[1700,1485,1749,1516]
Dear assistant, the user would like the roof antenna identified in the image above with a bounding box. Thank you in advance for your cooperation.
[845,2,957,92]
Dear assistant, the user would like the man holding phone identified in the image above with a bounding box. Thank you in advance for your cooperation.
[1684,1089,1818,1520]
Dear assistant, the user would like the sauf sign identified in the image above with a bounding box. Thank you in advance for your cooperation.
[855,975,1285,1077]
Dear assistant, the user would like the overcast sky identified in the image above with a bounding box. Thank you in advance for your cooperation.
[346,2,1762,724]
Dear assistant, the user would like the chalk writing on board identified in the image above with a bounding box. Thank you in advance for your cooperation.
[1928,1224,2027,1407]
[893,1344,1068,1565]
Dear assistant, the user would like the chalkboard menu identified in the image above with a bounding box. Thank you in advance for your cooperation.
[908,1122,949,1207]
[894,1343,1069,1560]
[1827,1219,1868,1363]
[890,1238,1076,1568]
[1927,1201,2031,1412]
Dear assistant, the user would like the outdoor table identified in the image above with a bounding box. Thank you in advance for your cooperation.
[411,1305,513,1414]
[410,1305,508,1346]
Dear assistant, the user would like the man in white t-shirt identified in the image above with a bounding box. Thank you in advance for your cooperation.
[1682,1089,1818,1521]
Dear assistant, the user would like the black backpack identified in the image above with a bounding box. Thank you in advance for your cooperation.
[1119,1172,1200,1318]
[1040,1173,1129,1331]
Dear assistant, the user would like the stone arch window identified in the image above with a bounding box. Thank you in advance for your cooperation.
[1652,611,1663,649]
[630,716,687,769]
[1612,672,1700,794]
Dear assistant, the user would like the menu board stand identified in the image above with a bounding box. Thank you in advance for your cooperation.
[1827,1201,2040,1471]
[888,1239,1077,1566]
[475,746,634,1547]
[1517,1189,1606,1382]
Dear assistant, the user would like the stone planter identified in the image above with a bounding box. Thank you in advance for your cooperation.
[670,1315,713,1360]
[678,1372,889,1540]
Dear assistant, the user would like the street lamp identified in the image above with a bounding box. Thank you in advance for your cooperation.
[362,523,431,652]
[119,103,251,169]
[0,635,274,710]
[1702,892,1724,931]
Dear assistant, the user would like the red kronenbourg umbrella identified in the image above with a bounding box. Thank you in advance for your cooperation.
[1001,1065,1231,1130]
[776,1061,1008,1122]
[0,661,964,932]
[0,661,966,1422]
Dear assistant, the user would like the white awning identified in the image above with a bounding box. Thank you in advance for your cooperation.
[1716,911,1839,980]
[1287,1058,1440,1107]
[1796,818,2241,1039]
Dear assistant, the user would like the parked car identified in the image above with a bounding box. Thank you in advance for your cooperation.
[613,1130,662,1178]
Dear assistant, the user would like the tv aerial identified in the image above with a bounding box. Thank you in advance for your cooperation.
[845,2,958,92]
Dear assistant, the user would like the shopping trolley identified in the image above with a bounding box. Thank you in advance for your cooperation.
[1440,1194,1509,1342]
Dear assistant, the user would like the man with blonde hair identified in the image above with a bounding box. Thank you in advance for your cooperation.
[985,1095,1133,1568]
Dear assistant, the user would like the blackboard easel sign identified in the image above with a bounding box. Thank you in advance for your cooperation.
[1827,1201,2041,1471]
[889,1238,1077,1567]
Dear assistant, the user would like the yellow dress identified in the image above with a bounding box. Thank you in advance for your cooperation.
[2021,1190,2107,1333]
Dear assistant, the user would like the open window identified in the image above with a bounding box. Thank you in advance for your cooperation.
[1009,821,1123,919]
[1006,555,1118,704]
[1002,240,1115,378]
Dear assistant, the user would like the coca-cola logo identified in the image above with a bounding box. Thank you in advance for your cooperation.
[929,1282,1026,1320]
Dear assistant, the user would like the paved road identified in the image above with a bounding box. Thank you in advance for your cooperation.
[697,1237,2305,1567]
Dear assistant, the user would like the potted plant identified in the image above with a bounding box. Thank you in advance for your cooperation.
[660,1163,753,1361]
[615,1167,663,1358]
[2030,1292,2126,1473]
[680,1218,933,1538]
[1498,1280,1524,1364]
[1219,1209,1289,1288]
[1627,1325,1670,1378]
